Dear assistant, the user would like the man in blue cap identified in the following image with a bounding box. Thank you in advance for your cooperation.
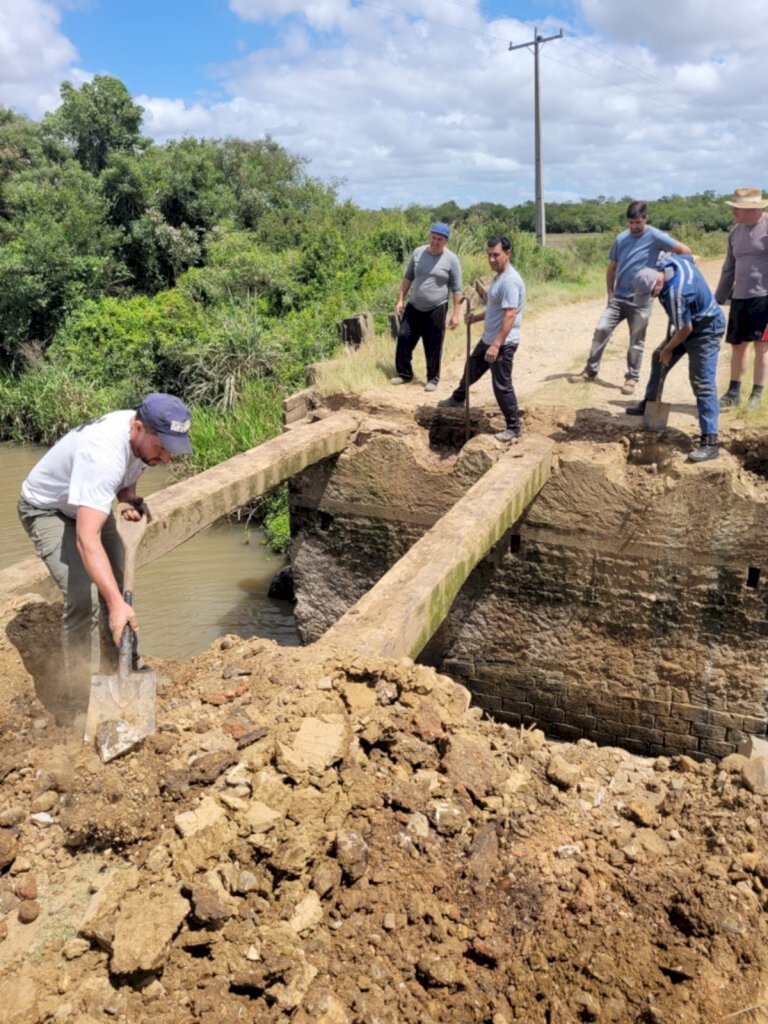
[392,222,463,392]
[18,393,193,694]
[629,258,725,462]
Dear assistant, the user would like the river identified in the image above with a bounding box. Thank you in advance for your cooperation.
[1,443,299,661]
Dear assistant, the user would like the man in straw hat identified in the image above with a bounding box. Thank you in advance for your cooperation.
[714,187,768,410]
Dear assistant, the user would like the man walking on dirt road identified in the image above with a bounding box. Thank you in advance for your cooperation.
[630,257,725,463]
[18,393,192,698]
[392,222,463,392]
[438,235,524,442]
[573,201,691,394]
[714,187,768,411]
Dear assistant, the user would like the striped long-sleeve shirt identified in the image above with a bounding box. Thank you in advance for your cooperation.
[657,255,725,337]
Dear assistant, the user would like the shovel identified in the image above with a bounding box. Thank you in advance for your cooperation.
[84,514,157,758]
[643,320,673,431]
[463,295,472,442]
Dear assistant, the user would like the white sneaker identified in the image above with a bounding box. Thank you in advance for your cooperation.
[424,381,438,392]
[495,429,520,443]
[390,376,409,385]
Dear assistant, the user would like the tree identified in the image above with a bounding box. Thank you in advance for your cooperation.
[43,76,145,175]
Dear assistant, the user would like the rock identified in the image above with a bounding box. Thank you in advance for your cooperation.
[14,874,38,900]
[174,796,227,837]
[79,866,141,951]
[338,681,377,712]
[741,757,768,795]
[62,938,90,960]
[18,899,40,923]
[30,790,58,813]
[0,890,20,914]
[441,735,502,800]
[188,750,237,785]
[94,720,145,762]
[417,947,466,989]
[222,664,253,680]
[720,753,748,773]
[188,883,233,927]
[30,812,54,827]
[243,800,283,834]
[466,825,499,885]
[312,859,342,898]
[0,920,7,942]
[428,800,467,836]
[289,891,323,934]
[335,830,369,882]
[622,799,660,828]
[412,701,444,743]
[0,829,18,869]
[738,736,768,759]
[276,716,349,779]
[546,754,581,789]
[110,886,190,974]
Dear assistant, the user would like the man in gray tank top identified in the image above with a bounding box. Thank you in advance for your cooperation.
[392,223,463,392]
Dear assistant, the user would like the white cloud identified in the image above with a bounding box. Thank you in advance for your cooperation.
[0,0,81,115]
[1,0,767,208]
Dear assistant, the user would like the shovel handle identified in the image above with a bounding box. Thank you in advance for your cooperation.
[463,295,472,442]
[118,590,135,679]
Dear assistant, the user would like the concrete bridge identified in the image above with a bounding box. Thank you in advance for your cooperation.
[0,412,553,666]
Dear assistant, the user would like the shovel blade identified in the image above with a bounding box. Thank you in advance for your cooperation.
[84,671,157,746]
[643,400,671,431]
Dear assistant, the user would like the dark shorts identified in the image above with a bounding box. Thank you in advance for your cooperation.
[725,296,768,345]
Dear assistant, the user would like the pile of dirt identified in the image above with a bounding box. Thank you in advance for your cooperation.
[1,619,767,1024]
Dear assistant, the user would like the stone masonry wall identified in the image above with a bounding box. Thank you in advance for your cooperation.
[291,424,768,758]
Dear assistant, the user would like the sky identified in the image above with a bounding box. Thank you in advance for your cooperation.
[1,0,767,210]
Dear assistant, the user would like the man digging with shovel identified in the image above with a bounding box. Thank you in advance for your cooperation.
[18,394,193,718]
[627,256,725,463]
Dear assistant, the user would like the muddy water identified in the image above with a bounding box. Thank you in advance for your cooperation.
[1,443,299,660]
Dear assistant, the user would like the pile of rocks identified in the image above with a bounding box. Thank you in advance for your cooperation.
[0,636,767,1024]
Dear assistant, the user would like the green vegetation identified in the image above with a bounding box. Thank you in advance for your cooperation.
[0,77,735,546]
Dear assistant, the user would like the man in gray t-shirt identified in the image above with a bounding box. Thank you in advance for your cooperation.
[438,235,525,443]
[392,222,463,392]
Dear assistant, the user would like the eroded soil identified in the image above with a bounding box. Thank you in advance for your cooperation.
[1,614,767,1024]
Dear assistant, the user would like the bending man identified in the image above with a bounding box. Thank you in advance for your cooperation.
[18,393,193,700]
[630,257,725,463]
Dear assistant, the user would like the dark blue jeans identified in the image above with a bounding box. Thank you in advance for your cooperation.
[642,329,722,435]
[452,340,520,434]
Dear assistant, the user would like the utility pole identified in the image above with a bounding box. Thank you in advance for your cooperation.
[509,27,563,247]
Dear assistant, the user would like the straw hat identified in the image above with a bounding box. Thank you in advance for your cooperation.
[723,187,768,209]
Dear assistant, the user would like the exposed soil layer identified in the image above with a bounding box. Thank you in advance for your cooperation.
[1,612,767,1024]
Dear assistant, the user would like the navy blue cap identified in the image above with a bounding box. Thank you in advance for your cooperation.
[430,222,451,238]
[137,393,193,455]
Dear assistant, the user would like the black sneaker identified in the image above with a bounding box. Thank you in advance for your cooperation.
[438,396,463,408]
[625,401,646,416]
[719,391,740,408]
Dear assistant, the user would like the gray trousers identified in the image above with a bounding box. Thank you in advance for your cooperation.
[17,498,125,688]
[586,297,653,381]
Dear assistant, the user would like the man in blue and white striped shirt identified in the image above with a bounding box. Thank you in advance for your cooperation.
[629,255,726,463]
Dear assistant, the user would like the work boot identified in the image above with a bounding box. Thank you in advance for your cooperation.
[625,400,646,416]
[687,434,719,463]
[438,395,463,408]
[495,429,520,443]
[573,366,597,382]
[719,386,741,407]
[747,386,764,411]
[620,377,637,395]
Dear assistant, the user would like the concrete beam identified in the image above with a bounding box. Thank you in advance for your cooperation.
[316,437,554,661]
[0,412,360,607]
